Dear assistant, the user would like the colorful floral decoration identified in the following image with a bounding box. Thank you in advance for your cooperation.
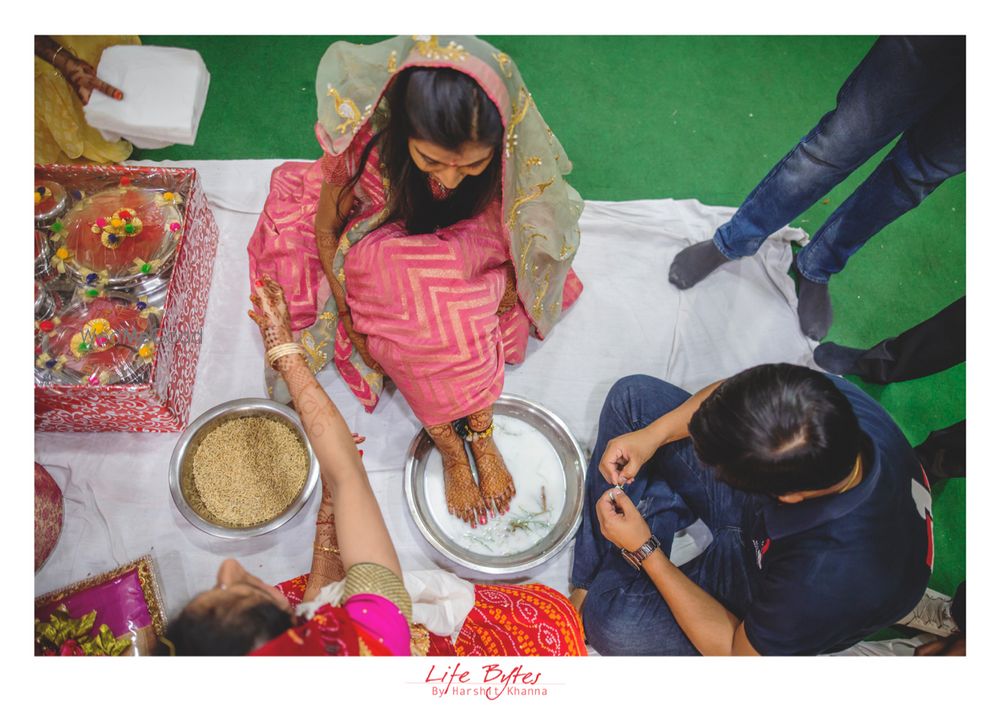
[135,296,161,319]
[35,185,52,205]
[92,207,143,250]
[50,245,72,274]
[155,191,183,208]
[35,316,61,338]
[86,370,112,386]
[35,352,68,373]
[130,257,163,276]
[77,267,110,299]
[35,605,132,656]
[79,268,109,287]
[69,318,115,359]
[137,341,156,361]
[168,220,183,237]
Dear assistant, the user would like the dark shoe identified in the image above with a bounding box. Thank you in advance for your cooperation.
[914,420,966,481]
[813,342,866,375]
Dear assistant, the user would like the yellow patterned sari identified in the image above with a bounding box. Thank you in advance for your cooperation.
[35,35,139,164]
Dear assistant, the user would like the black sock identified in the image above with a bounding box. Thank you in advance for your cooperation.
[797,277,833,340]
[669,240,731,289]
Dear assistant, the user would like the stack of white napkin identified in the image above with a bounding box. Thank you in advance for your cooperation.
[84,45,211,149]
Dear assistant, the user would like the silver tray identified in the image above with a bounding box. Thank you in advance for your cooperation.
[60,188,183,291]
[169,399,320,539]
[404,394,586,575]
[34,289,161,387]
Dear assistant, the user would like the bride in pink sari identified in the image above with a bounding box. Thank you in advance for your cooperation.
[248,36,583,529]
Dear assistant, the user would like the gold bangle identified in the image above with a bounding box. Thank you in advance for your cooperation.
[52,46,65,65]
[266,342,305,369]
[313,543,340,555]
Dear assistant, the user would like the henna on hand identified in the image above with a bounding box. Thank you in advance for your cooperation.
[55,51,123,105]
[248,274,302,373]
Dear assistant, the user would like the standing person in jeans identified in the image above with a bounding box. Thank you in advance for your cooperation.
[570,364,933,655]
[668,36,965,341]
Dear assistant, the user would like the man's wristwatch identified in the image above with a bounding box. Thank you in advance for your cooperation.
[621,534,661,570]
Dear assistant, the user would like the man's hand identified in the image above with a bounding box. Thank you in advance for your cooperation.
[599,428,658,486]
[596,488,653,552]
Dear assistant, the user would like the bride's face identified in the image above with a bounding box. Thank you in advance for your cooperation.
[408,138,495,190]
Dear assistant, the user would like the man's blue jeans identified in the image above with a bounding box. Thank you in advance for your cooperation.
[571,375,755,655]
[713,36,965,283]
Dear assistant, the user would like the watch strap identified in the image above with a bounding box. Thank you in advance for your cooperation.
[621,534,661,570]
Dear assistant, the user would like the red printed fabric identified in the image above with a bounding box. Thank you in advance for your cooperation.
[455,584,587,657]
[273,576,586,657]
[257,578,394,657]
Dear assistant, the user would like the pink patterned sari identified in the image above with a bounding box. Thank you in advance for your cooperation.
[248,36,584,425]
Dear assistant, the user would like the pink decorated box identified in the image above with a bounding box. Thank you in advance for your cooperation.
[34,164,219,432]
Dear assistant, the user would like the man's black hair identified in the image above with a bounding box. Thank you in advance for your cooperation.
[689,363,864,495]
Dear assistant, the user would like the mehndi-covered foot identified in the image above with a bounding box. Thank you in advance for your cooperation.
[427,422,486,529]
[467,407,516,517]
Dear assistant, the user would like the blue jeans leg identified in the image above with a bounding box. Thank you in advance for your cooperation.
[796,86,966,283]
[714,36,965,260]
[571,375,693,591]
[571,375,754,655]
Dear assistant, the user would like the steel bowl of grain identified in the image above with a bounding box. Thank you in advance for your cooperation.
[169,399,320,539]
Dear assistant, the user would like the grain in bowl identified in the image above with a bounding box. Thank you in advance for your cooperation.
[185,416,309,527]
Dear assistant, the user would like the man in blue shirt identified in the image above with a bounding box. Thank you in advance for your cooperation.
[570,364,932,655]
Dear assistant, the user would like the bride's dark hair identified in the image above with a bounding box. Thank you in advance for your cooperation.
[343,67,504,234]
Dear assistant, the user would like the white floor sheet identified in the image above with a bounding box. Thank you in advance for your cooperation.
[35,159,817,618]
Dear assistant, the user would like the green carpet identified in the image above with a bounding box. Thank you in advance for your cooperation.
[135,35,965,596]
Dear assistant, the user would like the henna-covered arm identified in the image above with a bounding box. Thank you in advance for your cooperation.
[250,276,401,579]
[302,480,345,602]
[35,35,122,104]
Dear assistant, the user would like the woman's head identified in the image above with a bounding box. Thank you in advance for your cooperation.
[160,559,294,656]
[359,67,504,234]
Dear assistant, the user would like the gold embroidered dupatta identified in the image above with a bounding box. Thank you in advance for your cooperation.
[296,35,583,404]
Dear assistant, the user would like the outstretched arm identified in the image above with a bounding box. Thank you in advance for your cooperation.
[249,276,401,579]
